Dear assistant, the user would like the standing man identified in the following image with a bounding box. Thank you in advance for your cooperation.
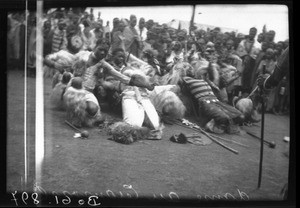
[257,47,289,90]
[123,14,142,58]
[136,17,147,57]
[90,19,105,50]
[103,21,111,43]
[43,20,53,57]
[110,20,126,53]
[136,17,148,42]
[51,18,68,53]
[236,27,260,94]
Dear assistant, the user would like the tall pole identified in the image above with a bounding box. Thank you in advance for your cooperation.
[189,5,196,36]
[257,66,266,189]
[23,0,28,190]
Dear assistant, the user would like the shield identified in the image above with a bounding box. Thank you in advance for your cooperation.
[71,35,83,50]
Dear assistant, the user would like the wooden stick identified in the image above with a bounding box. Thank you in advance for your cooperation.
[197,126,239,155]
[65,120,82,133]
[246,131,276,148]
[170,119,239,155]
[209,134,249,148]
[257,87,266,188]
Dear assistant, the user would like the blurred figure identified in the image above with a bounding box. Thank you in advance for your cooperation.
[43,20,53,57]
[265,30,276,43]
[123,15,142,57]
[257,33,265,44]
[110,20,126,54]
[81,19,93,51]
[251,41,269,90]
[236,27,260,94]
[165,41,184,70]
[274,76,289,114]
[103,21,111,42]
[90,19,105,50]
[111,17,120,38]
[257,47,289,116]
[27,12,37,77]
[51,18,68,53]
[66,13,82,39]
[7,12,26,70]
[274,41,284,59]
[136,17,147,42]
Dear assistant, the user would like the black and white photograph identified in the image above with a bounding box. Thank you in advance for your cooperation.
[3,0,294,207]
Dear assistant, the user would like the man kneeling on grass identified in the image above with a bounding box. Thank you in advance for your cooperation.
[182,74,245,134]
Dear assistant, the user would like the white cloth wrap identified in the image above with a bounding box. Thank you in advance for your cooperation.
[121,87,160,129]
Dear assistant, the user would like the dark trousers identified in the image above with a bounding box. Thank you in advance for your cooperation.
[199,98,243,125]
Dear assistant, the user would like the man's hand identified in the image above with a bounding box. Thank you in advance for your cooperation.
[219,76,228,89]
[129,74,155,91]
[257,73,270,89]
[54,62,65,73]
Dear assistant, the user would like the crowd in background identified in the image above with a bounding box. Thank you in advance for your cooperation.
[7,7,290,116]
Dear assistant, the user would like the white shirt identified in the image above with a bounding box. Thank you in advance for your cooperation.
[135,26,148,41]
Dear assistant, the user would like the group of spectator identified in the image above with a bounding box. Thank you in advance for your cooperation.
[7,7,289,116]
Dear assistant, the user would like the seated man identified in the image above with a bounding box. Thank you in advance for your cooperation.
[63,77,103,127]
[81,43,110,93]
[165,41,184,71]
[50,72,73,110]
[182,75,245,134]
[95,47,128,112]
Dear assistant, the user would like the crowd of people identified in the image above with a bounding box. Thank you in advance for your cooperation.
[7,8,290,141]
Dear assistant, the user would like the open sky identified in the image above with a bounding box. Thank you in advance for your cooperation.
[88,4,289,42]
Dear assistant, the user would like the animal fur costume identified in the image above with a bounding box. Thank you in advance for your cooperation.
[44,50,91,88]
[119,55,187,120]
[232,96,261,125]
[107,121,163,144]
[63,77,103,127]
[154,61,198,116]
[148,85,186,119]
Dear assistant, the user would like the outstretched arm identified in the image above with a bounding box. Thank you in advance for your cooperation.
[100,60,155,91]
[100,60,131,84]
[44,54,65,73]
[125,52,148,65]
